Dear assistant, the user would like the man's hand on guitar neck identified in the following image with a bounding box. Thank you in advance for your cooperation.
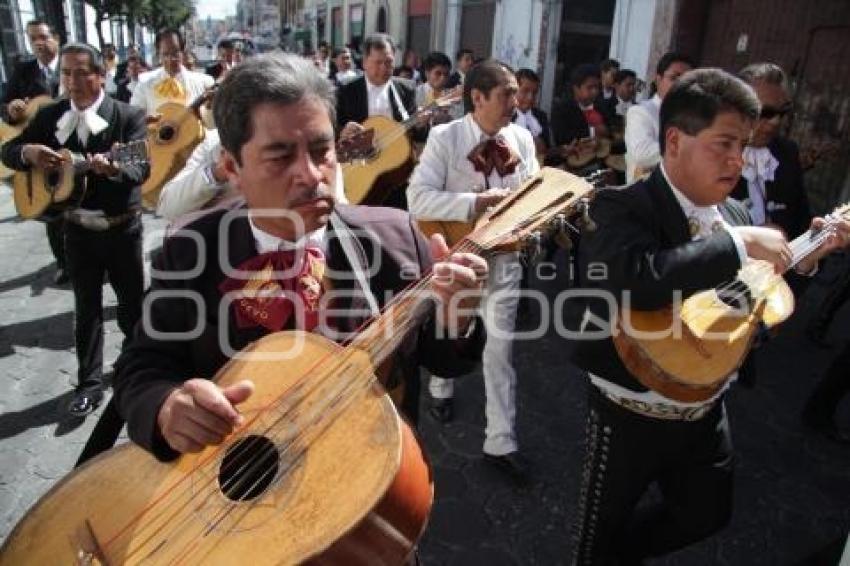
[429,234,488,336]
[22,144,65,170]
[339,121,366,142]
[87,152,119,177]
[474,188,511,214]
[158,378,255,454]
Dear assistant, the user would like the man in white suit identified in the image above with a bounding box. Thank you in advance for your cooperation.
[407,59,539,484]
[131,29,214,116]
[624,52,693,182]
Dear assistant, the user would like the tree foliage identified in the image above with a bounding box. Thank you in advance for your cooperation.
[85,0,194,48]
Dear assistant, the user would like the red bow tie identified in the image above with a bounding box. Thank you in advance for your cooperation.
[467,137,520,178]
[219,247,326,332]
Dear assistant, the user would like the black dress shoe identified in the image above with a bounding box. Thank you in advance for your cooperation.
[428,398,453,423]
[53,268,69,285]
[483,451,531,485]
[68,389,104,417]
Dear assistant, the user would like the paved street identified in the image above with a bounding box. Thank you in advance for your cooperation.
[0,182,848,565]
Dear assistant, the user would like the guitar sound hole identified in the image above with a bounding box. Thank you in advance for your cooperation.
[46,171,60,189]
[717,280,753,313]
[159,125,176,142]
[218,435,279,502]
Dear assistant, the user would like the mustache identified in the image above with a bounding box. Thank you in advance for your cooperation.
[290,184,336,206]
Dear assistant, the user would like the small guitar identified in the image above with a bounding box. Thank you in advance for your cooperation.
[0,167,594,566]
[0,95,54,179]
[613,203,850,402]
[141,85,217,208]
[13,139,148,220]
[338,87,462,205]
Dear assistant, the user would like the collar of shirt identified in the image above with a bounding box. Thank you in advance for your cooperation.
[515,108,542,137]
[38,56,59,74]
[578,102,594,112]
[660,161,722,225]
[468,113,511,143]
[248,215,328,255]
[365,76,390,95]
[71,88,106,115]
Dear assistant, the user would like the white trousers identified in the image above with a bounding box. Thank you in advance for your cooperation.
[428,252,522,455]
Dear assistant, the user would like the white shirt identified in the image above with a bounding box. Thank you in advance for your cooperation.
[130,66,215,115]
[249,217,327,255]
[56,89,108,146]
[335,68,360,85]
[741,146,780,226]
[615,96,633,117]
[407,114,539,221]
[366,77,393,119]
[625,94,662,182]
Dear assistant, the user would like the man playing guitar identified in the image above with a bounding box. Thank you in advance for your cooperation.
[2,43,149,418]
[568,68,850,564]
[407,60,539,484]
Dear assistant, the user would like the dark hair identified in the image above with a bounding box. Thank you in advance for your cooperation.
[25,19,51,32]
[422,51,451,72]
[738,62,788,90]
[213,53,336,165]
[600,58,620,73]
[103,43,115,50]
[515,68,540,85]
[613,69,637,84]
[656,51,696,77]
[217,39,235,51]
[570,63,600,88]
[456,48,474,61]
[464,59,514,113]
[362,33,395,58]
[332,47,350,58]
[155,28,185,52]
[394,65,413,77]
[659,68,760,154]
[60,42,105,75]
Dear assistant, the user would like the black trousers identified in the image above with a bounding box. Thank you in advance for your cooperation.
[65,218,144,392]
[805,344,850,423]
[46,216,66,269]
[571,386,733,566]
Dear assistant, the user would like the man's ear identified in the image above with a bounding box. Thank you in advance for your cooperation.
[470,88,484,110]
[664,127,681,159]
[220,149,241,190]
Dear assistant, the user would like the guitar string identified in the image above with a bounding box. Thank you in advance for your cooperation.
[672,222,837,331]
[102,187,582,559]
[106,233,486,560]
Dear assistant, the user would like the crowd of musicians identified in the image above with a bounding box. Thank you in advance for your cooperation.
[3,19,850,564]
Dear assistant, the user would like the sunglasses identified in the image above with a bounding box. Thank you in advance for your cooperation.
[760,104,792,120]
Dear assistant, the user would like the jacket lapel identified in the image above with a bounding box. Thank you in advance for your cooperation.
[646,167,690,245]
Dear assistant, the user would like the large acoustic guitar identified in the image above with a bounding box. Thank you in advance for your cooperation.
[613,203,850,403]
[338,88,461,205]
[0,95,54,179]
[0,167,593,565]
[141,86,216,209]
[13,139,149,220]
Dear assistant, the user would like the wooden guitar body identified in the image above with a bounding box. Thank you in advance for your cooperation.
[341,116,414,205]
[142,101,206,209]
[416,219,475,248]
[613,274,795,402]
[0,332,432,565]
[12,148,77,220]
[0,95,54,179]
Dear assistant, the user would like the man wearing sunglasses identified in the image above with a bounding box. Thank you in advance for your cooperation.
[733,63,811,240]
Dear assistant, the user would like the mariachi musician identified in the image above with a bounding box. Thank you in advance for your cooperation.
[3,19,64,282]
[567,68,849,564]
[2,43,149,418]
[130,29,214,117]
[335,33,428,209]
[407,60,539,484]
